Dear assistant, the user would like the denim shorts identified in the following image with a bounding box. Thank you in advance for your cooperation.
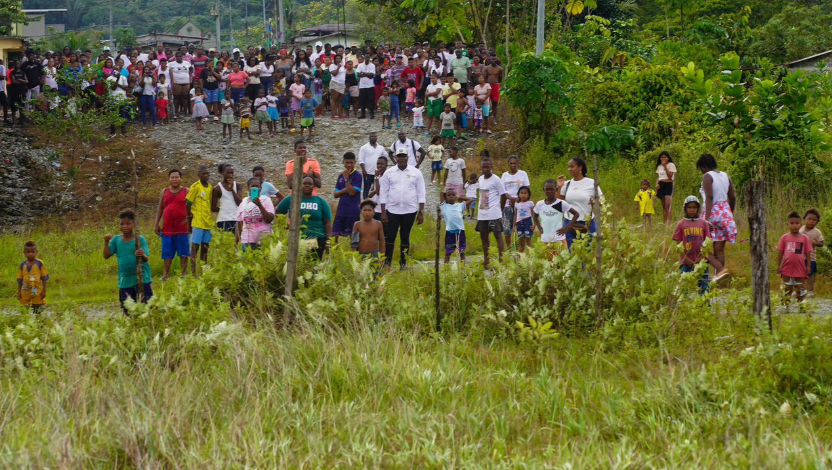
[516,218,534,238]
[431,161,443,172]
[204,88,219,103]
[191,227,212,245]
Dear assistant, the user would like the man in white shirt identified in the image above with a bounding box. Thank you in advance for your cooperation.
[310,41,324,63]
[359,132,389,198]
[356,55,376,119]
[476,157,514,269]
[500,155,531,248]
[379,148,426,268]
[0,60,7,123]
[389,131,426,168]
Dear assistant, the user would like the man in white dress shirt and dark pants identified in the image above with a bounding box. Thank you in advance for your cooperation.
[359,132,389,198]
[379,148,427,268]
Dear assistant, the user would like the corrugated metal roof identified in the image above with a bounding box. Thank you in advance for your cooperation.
[783,50,832,67]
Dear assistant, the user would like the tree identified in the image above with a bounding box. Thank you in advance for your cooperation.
[0,0,29,36]
[114,28,136,49]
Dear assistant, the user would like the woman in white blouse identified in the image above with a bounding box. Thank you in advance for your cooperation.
[558,157,602,249]
[655,150,677,224]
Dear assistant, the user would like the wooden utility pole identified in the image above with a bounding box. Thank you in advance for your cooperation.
[130,151,144,304]
[435,204,441,332]
[747,181,771,330]
[283,153,305,325]
[592,150,603,326]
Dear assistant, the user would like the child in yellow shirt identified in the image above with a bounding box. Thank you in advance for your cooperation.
[17,240,49,312]
[634,179,656,229]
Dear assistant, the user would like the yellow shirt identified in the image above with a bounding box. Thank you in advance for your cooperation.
[18,259,49,306]
[186,180,214,229]
[443,83,461,108]
[634,189,656,216]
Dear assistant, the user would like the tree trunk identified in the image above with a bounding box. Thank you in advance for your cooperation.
[435,204,442,332]
[592,151,603,327]
[504,0,511,75]
[747,180,771,330]
[131,152,144,306]
[283,154,306,326]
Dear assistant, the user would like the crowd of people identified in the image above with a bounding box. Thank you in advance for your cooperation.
[17,128,822,313]
[0,40,505,142]
[8,43,824,313]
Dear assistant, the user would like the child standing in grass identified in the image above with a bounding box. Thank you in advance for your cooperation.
[800,208,824,297]
[514,186,535,253]
[778,211,815,304]
[104,209,153,312]
[186,165,213,276]
[673,196,728,294]
[464,172,478,219]
[533,179,580,259]
[351,200,386,268]
[154,169,190,281]
[440,188,473,263]
[634,179,656,229]
[333,152,363,243]
[17,240,48,311]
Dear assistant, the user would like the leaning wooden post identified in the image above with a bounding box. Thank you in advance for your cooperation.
[591,150,603,327]
[435,203,442,332]
[747,180,771,330]
[283,153,305,326]
[131,151,144,305]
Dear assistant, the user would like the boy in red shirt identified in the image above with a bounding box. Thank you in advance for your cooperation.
[672,196,729,293]
[777,211,815,304]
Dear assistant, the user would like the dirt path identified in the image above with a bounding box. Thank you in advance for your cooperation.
[149,116,498,212]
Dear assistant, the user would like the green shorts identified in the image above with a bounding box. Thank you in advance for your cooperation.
[221,114,235,125]
[427,99,443,117]
[301,117,314,128]
[440,129,456,138]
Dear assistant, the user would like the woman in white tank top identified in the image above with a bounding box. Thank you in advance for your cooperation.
[697,153,736,275]
[211,163,243,232]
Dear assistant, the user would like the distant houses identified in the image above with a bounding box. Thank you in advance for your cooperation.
[135,22,218,52]
[292,24,360,49]
[784,50,832,73]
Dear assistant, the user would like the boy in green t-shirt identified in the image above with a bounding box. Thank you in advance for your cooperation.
[186,165,213,275]
[103,209,153,313]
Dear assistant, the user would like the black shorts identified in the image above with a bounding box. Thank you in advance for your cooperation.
[0,91,7,107]
[657,181,674,198]
[475,219,504,234]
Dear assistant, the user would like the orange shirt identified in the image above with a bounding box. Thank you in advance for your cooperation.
[285,158,321,195]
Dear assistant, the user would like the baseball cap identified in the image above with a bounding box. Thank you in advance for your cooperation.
[395,148,408,156]
[208,48,216,52]
[279,49,288,54]
[315,41,323,48]
[232,48,241,53]
[102,46,111,51]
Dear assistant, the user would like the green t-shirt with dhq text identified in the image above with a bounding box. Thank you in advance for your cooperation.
[276,195,332,239]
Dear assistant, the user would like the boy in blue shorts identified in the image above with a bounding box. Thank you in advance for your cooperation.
[440,187,473,263]
[104,209,153,314]
[333,152,363,243]
[186,165,213,275]
[154,169,190,280]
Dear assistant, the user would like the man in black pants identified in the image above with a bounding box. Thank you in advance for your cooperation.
[7,60,28,125]
[356,55,376,119]
[379,148,426,268]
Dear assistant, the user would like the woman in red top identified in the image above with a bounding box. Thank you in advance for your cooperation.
[154,169,191,280]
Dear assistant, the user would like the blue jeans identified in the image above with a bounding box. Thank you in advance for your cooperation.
[230,88,245,104]
[563,218,596,249]
[261,78,274,94]
[680,264,710,293]
[389,103,399,122]
[138,94,157,126]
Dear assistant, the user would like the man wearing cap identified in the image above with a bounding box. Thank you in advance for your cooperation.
[359,132,389,198]
[310,41,324,63]
[357,54,376,119]
[379,147,426,269]
[389,131,426,168]
[231,48,243,68]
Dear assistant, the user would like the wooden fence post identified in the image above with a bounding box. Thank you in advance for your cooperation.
[283,153,305,326]
[131,151,144,305]
[435,204,441,332]
[592,151,603,326]
[747,180,771,330]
